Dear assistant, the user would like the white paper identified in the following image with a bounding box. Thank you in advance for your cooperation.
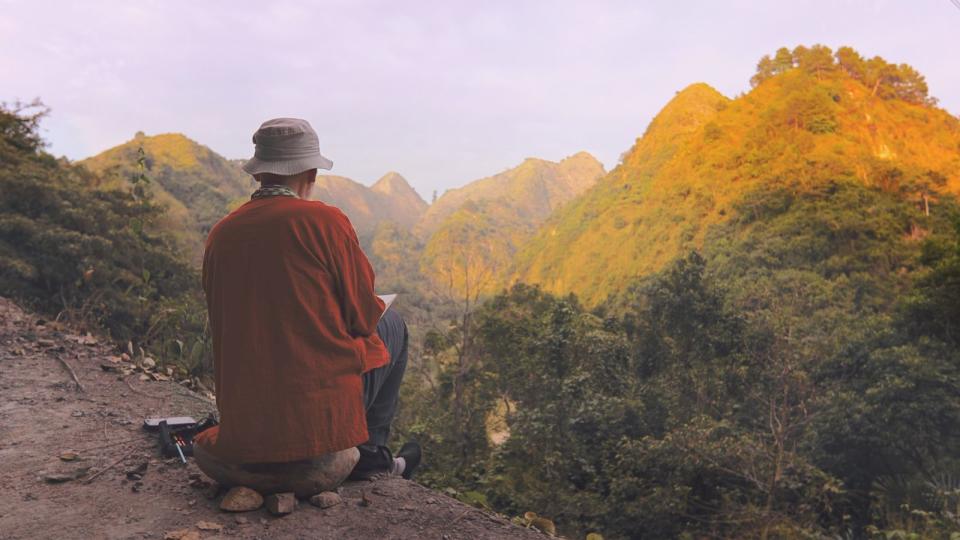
[377,294,397,318]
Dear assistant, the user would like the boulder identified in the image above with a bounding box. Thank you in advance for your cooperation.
[195,444,358,498]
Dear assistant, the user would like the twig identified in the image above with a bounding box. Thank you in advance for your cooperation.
[55,355,85,392]
[174,387,216,405]
[83,448,136,484]
[74,436,148,453]
[449,508,473,524]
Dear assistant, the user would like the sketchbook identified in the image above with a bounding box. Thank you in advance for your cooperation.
[377,294,397,319]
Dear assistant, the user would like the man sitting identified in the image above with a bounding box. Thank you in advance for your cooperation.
[193,118,420,497]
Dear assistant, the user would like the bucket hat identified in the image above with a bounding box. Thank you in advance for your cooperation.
[242,118,333,176]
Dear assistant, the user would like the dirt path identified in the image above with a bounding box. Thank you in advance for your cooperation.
[0,297,547,540]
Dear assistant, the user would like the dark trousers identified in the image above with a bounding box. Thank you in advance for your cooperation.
[361,308,408,448]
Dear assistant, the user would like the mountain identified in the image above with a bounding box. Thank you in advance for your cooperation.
[417,153,605,296]
[417,152,604,237]
[80,132,255,255]
[312,171,427,238]
[511,55,960,306]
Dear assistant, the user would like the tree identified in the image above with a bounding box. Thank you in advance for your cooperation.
[835,46,865,79]
[796,44,835,80]
[751,55,776,87]
[772,47,795,73]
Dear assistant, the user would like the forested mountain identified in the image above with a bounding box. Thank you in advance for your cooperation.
[417,153,605,297]
[417,152,604,236]
[311,171,427,238]
[80,132,254,257]
[511,47,960,305]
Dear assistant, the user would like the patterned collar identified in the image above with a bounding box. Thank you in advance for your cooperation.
[251,185,299,200]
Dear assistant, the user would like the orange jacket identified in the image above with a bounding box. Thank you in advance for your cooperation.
[194,196,388,464]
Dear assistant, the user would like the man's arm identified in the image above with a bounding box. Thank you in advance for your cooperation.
[329,214,385,338]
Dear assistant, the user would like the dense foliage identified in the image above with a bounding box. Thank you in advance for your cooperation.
[0,103,211,374]
[399,181,960,538]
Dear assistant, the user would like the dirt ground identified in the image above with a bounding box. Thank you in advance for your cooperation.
[0,297,548,540]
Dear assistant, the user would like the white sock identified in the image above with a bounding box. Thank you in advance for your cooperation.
[391,457,406,477]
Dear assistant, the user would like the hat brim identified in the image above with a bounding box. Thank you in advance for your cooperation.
[242,153,333,176]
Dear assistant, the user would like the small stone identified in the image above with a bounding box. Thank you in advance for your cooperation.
[195,520,223,531]
[266,492,296,516]
[234,515,249,525]
[219,486,263,512]
[360,491,372,507]
[163,530,200,540]
[138,374,150,382]
[309,491,342,509]
[71,410,84,417]
[59,451,80,461]
[43,473,76,484]
[142,357,156,369]
[121,352,131,361]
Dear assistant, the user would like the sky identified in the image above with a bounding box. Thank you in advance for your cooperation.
[2,0,958,200]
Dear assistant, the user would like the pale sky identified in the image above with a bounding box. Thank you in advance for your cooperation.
[2,0,958,200]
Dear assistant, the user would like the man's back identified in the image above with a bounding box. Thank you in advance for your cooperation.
[197,196,387,464]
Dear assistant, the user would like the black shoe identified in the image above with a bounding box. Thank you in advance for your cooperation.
[349,444,393,480]
[397,441,421,480]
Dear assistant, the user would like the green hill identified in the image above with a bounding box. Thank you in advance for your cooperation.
[81,132,255,257]
[511,49,960,306]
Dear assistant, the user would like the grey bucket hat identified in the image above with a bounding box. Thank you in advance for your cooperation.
[242,118,333,176]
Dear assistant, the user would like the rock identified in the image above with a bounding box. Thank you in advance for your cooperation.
[43,473,76,484]
[71,410,84,417]
[59,450,80,461]
[266,492,296,516]
[195,520,223,531]
[219,486,263,512]
[138,374,150,382]
[309,491,342,509]
[43,467,89,483]
[142,357,156,370]
[163,530,200,540]
[234,515,249,525]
